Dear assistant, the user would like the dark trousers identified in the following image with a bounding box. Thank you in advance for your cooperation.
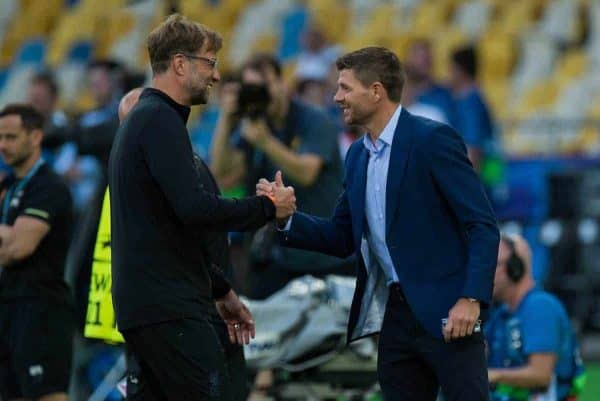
[377,284,489,401]
[209,314,248,401]
[124,317,236,401]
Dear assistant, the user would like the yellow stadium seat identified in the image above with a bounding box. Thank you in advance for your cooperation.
[482,79,510,120]
[514,78,560,119]
[250,34,278,54]
[577,125,600,154]
[220,0,250,20]
[46,11,98,66]
[432,27,467,81]
[79,0,125,14]
[491,0,547,36]
[341,29,402,55]
[412,1,453,37]
[0,0,65,65]
[389,33,417,62]
[369,4,400,28]
[555,50,588,84]
[23,0,64,33]
[95,10,136,58]
[478,32,516,81]
[311,6,351,43]
[307,0,337,11]
[587,98,600,119]
[180,0,210,21]
[340,5,404,54]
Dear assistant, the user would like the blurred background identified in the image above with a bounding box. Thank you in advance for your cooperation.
[2,0,600,400]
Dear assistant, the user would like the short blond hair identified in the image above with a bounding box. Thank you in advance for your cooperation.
[147,14,222,75]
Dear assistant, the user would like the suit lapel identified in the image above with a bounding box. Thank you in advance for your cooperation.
[385,108,413,236]
[352,146,369,244]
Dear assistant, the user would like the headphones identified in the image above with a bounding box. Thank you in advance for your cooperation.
[501,234,525,283]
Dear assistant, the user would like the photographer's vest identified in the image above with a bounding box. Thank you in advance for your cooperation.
[489,310,585,401]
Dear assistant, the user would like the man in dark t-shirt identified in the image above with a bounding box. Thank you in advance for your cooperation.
[0,104,74,401]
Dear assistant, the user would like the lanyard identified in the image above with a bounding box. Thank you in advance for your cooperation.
[1,159,44,224]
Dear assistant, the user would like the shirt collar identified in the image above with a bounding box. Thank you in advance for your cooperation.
[363,104,402,152]
[140,87,191,123]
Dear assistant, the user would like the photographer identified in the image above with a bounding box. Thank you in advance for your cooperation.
[211,53,346,299]
[486,234,585,401]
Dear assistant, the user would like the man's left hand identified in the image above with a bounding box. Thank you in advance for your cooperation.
[241,118,270,148]
[216,290,255,345]
[443,297,480,341]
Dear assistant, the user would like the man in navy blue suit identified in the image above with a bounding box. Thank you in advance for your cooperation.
[258,47,500,401]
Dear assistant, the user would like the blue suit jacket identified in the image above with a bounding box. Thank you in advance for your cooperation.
[280,109,500,342]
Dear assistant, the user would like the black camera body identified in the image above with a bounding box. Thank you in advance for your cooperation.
[236,83,271,120]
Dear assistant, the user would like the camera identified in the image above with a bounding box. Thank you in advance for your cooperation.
[236,83,271,120]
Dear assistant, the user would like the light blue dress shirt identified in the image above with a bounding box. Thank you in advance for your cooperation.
[362,105,402,285]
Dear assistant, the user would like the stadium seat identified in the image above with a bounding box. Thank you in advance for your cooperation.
[538,0,581,44]
[0,64,38,105]
[15,39,46,64]
[68,41,94,62]
[482,78,510,120]
[555,50,588,82]
[513,79,560,119]
[55,61,88,106]
[577,125,600,155]
[308,1,349,44]
[0,68,8,92]
[511,34,558,99]
[46,11,97,66]
[412,1,453,37]
[0,0,20,63]
[492,0,543,37]
[227,0,291,68]
[432,27,467,81]
[96,11,136,58]
[453,0,492,40]
[478,32,516,81]
[554,77,594,119]
[250,34,279,54]
[277,2,309,61]
[108,1,161,70]
[586,93,600,119]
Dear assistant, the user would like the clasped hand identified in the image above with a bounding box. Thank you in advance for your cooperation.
[256,171,296,220]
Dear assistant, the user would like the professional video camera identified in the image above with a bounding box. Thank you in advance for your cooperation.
[236,83,271,120]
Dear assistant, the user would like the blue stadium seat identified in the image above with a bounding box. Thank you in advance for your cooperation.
[277,4,309,62]
[16,39,46,64]
[0,68,8,92]
[68,41,93,62]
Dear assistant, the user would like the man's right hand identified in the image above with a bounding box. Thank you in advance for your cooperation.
[257,171,296,220]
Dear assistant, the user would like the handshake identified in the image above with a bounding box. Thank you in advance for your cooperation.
[256,171,297,221]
